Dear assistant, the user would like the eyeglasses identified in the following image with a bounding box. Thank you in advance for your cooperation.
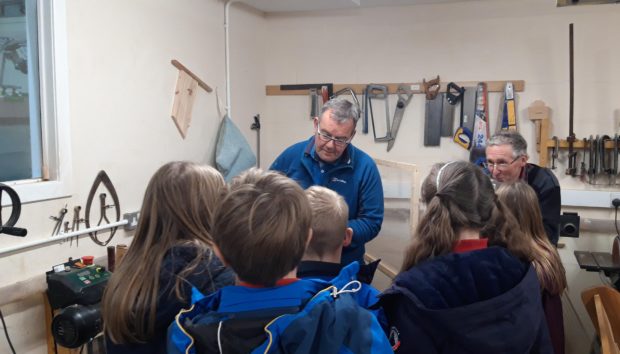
[316,122,353,147]
[483,156,521,171]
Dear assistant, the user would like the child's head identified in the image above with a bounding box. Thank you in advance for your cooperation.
[402,161,530,270]
[496,181,545,238]
[134,161,225,251]
[102,161,225,343]
[496,181,567,294]
[212,168,312,286]
[304,186,351,262]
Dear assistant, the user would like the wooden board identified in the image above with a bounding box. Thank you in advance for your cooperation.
[170,70,198,139]
[543,139,619,149]
[265,80,524,96]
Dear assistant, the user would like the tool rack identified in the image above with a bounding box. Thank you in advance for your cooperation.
[265,80,525,96]
[529,101,620,182]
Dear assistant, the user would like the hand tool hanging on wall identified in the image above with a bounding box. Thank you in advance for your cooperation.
[565,23,578,177]
[70,206,83,246]
[250,114,261,167]
[85,170,121,246]
[588,135,596,184]
[469,82,489,165]
[387,85,414,151]
[601,135,612,184]
[0,183,27,237]
[280,83,334,119]
[365,84,391,143]
[551,136,559,170]
[441,82,464,137]
[499,82,517,131]
[580,137,588,182]
[453,86,476,150]
[614,134,619,184]
[423,76,442,147]
[331,87,361,115]
[595,135,602,175]
[50,205,68,237]
[310,89,320,118]
[469,83,490,166]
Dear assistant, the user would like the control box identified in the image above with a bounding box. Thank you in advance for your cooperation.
[46,258,111,309]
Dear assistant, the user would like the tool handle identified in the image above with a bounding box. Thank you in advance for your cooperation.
[0,226,27,237]
[453,127,472,150]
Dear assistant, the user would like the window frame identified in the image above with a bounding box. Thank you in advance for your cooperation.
[1,0,72,206]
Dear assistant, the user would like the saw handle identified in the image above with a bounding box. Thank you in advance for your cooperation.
[446,82,464,104]
[423,76,441,100]
[453,127,472,150]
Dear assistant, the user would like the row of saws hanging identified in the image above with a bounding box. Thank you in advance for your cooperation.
[265,79,524,154]
[360,77,518,152]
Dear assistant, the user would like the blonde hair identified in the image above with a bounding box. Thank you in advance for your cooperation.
[213,168,312,286]
[401,161,533,271]
[496,182,567,295]
[101,161,225,344]
[305,186,349,258]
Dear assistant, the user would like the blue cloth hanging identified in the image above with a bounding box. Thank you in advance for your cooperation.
[215,115,256,181]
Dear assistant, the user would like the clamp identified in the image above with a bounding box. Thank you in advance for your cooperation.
[84,170,121,246]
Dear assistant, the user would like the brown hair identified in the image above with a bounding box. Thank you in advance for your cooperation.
[101,161,225,344]
[401,161,532,271]
[213,168,312,286]
[496,182,567,295]
[305,186,349,258]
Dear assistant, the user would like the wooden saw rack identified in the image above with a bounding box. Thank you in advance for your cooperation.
[265,80,524,96]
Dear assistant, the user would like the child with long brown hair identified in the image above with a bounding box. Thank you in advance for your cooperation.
[380,161,553,354]
[101,161,234,354]
[497,181,567,354]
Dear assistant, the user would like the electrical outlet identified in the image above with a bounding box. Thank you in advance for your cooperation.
[612,192,620,208]
[123,212,140,231]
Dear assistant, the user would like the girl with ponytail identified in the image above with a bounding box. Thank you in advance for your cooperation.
[380,161,553,354]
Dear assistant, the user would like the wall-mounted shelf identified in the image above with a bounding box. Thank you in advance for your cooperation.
[265,80,524,96]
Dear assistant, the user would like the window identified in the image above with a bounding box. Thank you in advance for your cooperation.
[0,0,71,204]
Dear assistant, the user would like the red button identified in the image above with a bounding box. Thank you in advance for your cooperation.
[82,255,94,265]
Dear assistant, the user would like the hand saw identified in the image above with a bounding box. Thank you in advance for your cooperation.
[500,82,517,131]
[365,84,391,142]
[441,82,464,137]
[453,86,476,150]
[423,76,442,147]
[471,82,489,149]
[469,83,489,166]
[387,85,413,151]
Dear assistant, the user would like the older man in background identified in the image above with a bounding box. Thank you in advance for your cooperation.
[486,130,561,245]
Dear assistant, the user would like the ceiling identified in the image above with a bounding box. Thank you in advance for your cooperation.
[237,0,482,13]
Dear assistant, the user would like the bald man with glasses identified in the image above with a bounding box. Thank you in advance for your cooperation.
[270,97,384,265]
[486,130,561,245]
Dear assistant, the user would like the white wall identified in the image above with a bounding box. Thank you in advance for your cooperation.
[260,1,620,353]
[0,1,265,353]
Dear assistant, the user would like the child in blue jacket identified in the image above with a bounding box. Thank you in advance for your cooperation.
[297,186,383,316]
[167,169,391,354]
